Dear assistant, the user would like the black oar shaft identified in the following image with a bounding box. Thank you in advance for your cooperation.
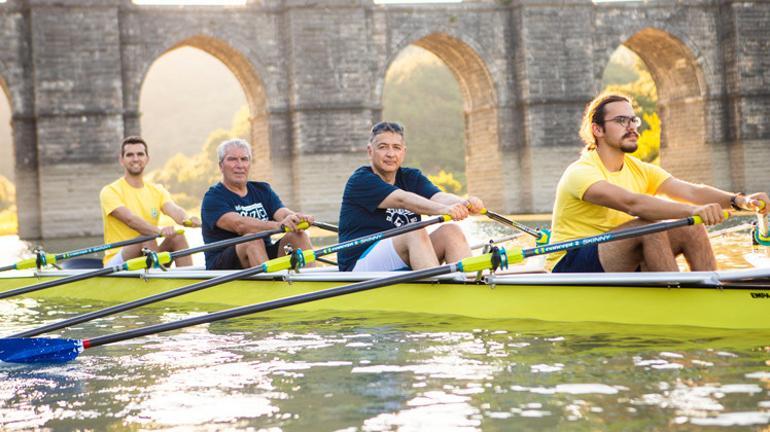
[522,217,696,259]
[11,265,268,338]
[87,264,454,348]
[0,266,119,300]
[312,216,447,259]
[312,221,339,233]
[170,228,284,259]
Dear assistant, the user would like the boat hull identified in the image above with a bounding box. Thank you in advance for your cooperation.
[1,270,769,329]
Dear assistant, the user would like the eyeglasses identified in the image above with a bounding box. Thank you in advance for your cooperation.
[371,121,404,136]
[604,115,642,129]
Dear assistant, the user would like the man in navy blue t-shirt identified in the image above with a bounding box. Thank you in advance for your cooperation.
[201,139,315,270]
[338,121,485,272]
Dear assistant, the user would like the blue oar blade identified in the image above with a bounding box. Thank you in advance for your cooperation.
[0,338,83,364]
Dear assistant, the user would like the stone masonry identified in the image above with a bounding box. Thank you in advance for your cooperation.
[0,0,768,239]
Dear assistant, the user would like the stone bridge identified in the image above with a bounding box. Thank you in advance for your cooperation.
[0,0,768,239]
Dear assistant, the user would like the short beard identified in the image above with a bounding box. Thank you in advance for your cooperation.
[621,132,639,153]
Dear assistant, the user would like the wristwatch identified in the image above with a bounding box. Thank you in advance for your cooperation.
[730,193,745,211]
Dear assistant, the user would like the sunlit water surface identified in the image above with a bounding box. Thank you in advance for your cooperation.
[1,218,769,430]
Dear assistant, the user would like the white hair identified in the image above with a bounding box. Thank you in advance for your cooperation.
[217,139,252,164]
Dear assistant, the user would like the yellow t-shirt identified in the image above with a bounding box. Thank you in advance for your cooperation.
[100,177,173,264]
[547,150,672,270]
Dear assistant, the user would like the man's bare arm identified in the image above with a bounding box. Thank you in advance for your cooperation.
[216,212,281,235]
[583,180,725,225]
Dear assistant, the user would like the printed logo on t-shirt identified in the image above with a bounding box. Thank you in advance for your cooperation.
[385,208,418,227]
[236,203,268,220]
[151,208,159,219]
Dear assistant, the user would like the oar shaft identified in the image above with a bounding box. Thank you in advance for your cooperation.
[312,221,339,233]
[86,264,455,348]
[170,228,284,259]
[522,217,697,259]
[312,216,448,259]
[484,210,542,239]
[56,234,159,261]
[0,266,118,300]
[10,265,268,338]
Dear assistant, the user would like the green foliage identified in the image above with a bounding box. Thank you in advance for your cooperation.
[428,170,463,195]
[147,106,250,212]
[602,48,660,164]
[632,112,661,163]
[382,46,466,190]
[0,174,15,211]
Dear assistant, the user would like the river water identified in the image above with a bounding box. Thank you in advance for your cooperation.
[1,217,769,430]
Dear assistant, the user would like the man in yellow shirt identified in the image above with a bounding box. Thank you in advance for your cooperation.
[549,93,769,273]
[100,136,201,267]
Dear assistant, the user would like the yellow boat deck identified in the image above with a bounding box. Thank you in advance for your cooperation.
[1,267,769,329]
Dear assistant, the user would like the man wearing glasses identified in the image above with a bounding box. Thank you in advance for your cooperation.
[337,121,485,272]
[548,92,769,273]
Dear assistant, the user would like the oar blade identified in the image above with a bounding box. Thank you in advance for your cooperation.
[0,338,83,364]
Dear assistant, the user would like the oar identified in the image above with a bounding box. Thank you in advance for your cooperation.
[0,224,302,301]
[481,209,551,245]
[7,215,452,338]
[0,233,164,272]
[0,214,714,364]
[312,221,339,233]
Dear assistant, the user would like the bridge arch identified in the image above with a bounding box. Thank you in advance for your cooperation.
[609,28,715,184]
[134,34,272,181]
[376,32,504,208]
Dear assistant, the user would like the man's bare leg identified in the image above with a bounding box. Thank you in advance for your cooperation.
[666,224,716,271]
[235,239,269,268]
[598,219,678,272]
[392,229,440,270]
[116,240,158,262]
[159,234,192,267]
[429,224,471,264]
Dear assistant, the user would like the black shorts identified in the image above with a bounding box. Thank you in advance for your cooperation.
[209,239,281,270]
[552,243,604,273]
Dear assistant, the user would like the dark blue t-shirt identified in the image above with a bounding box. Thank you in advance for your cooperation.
[201,181,284,269]
[337,166,441,271]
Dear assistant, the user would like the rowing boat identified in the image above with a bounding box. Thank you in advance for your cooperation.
[2,265,769,330]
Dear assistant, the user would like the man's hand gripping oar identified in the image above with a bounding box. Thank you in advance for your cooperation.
[0,213,720,364]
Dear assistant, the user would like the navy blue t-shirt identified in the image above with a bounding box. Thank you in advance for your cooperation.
[337,166,441,271]
[201,181,284,269]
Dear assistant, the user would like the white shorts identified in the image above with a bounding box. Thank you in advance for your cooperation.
[105,249,125,267]
[352,238,409,272]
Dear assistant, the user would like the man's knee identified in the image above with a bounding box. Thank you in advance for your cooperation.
[640,230,670,246]
[241,238,267,254]
[435,223,464,237]
[283,231,310,246]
